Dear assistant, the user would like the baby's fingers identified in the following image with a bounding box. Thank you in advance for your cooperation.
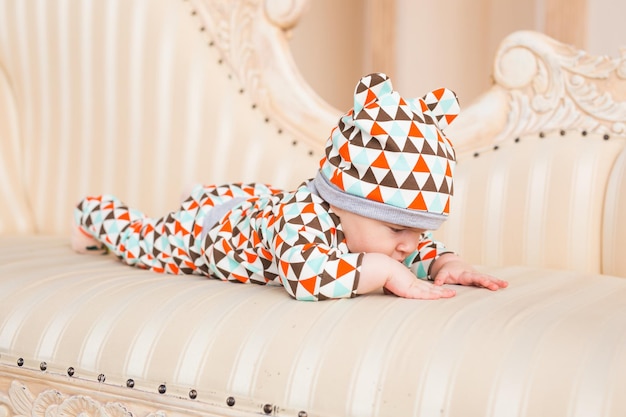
[460,272,508,290]
[404,283,456,300]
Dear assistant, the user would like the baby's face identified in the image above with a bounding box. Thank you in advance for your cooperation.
[330,206,424,261]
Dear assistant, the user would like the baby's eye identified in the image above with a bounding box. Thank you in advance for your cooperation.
[389,227,404,233]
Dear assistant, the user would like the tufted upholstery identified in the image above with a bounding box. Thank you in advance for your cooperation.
[1,3,626,417]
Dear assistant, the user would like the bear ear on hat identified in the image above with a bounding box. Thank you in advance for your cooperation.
[419,87,460,130]
[353,73,394,115]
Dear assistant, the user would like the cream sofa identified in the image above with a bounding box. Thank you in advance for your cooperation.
[1,1,625,417]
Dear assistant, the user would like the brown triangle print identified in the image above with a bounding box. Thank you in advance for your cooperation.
[361,167,378,184]
[365,137,383,150]
[394,107,412,121]
[421,140,436,155]
[351,131,364,147]
[422,175,438,192]
[356,80,369,94]
[402,138,419,153]
[401,173,419,190]
[438,178,450,194]
[380,171,399,188]
[375,109,393,121]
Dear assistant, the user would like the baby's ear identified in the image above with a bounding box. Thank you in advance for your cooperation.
[419,88,460,130]
[352,73,394,115]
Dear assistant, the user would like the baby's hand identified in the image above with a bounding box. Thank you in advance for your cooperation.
[431,254,508,291]
[385,271,456,299]
[358,253,456,299]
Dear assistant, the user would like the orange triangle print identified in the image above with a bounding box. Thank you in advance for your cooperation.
[302,203,317,214]
[232,273,249,283]
[413,155,430,172]
[331,171,344,190]
[367,186,384,203]
[339,142,351,162]
[443,196,450,214]
[370,122,386,136]
[365,89,377,105]
[432,88,444,99]
[445,114,457,124]
[221,220,233,233]
[300,277,318,295]
[408,122,422,138]
[409,192,428,210]
[372,152,390,169]
[337,259,356,277]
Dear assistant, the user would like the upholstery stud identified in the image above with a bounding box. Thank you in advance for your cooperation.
[40,362,47,371]
[226,396,235,407]
[189,389,197,399]
[263,403,273,414]
[16,358,24,367]
[127,379,135,388]
[97,374,106,383]
[67,367,75,377]
[158,384,166,394]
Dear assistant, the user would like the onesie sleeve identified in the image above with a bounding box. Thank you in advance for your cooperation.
[403,231,453,281]
[272,195,362,301]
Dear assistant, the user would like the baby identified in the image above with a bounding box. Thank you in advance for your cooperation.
[72,73,507,301]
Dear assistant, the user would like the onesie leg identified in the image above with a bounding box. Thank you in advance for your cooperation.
[74,195,150,267]
[70,219,106,254]
[74,193,209,275]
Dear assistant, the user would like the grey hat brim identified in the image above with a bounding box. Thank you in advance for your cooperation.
[313,172,447,230]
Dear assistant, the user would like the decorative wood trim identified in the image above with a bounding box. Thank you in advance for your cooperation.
[447,30,626,151]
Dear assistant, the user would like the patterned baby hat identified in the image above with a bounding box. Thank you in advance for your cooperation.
[313,72,460,230]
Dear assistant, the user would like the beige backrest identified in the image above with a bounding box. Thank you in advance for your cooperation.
[603,146,626,276]
[0,0,339,235]
[436,30,626,276]
[435,131,626,274]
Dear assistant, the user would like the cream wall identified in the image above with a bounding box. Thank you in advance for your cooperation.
[587,0,626,56]
[289,0,626,113]
[288,0,365,112]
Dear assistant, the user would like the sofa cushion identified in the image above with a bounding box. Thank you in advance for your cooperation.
[435,130,626,275]
[2,236,626,416]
